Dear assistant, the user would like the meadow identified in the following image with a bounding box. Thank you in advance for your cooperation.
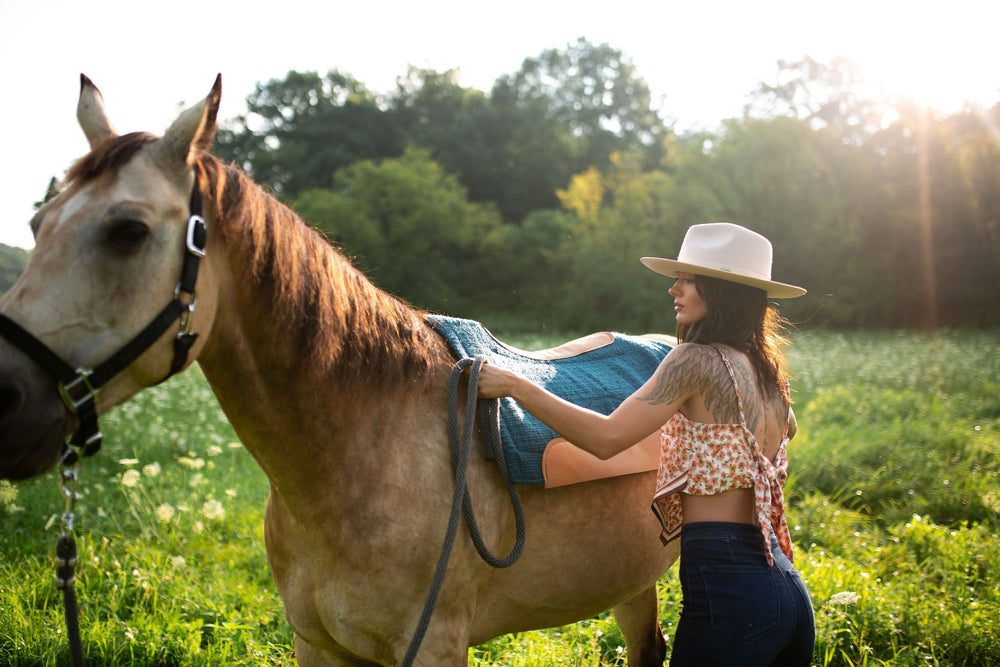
[1,329,998,666]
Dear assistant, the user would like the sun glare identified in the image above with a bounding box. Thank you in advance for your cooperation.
[846,4,998,114]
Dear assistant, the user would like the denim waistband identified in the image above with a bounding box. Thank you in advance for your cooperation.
[680,521,775,566]
[681,521,763,541]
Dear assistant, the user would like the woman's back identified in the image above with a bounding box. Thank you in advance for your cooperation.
[652,343,793,550]
[676,342,789,463]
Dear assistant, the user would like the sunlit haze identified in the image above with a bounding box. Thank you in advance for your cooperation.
[1,0,996,250]
[846,3,993,110]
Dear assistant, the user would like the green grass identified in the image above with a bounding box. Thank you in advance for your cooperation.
[0,371,293,666]
[2,329,999,665]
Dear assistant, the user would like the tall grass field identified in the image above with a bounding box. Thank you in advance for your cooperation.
[2,329,998,666]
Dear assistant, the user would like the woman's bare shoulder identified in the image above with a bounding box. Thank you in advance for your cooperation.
[638,343,726,406]
[663,342,723,370]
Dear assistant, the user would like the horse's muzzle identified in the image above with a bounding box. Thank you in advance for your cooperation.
[0,350,70,480]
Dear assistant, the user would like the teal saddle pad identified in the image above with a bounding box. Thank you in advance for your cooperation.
[427,315,673,484]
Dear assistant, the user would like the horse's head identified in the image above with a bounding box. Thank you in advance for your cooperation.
[0,75,223,480]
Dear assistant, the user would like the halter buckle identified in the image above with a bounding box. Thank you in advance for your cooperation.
[57,369,99,414]
[180,296,198,336]
[186,214,207,258]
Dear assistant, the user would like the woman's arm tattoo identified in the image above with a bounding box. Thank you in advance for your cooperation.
[638,345,744,424]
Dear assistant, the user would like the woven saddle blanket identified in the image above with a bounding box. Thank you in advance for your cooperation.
[427,314,673,485]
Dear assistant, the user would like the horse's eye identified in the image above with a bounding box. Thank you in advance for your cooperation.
[106,220,150,251]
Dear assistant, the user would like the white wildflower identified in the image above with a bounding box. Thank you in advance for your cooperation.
[829,591,861,606]
[0,480,17,505]
[170,556,187,570]
[120,469,141,487]
[142,462,161,478]
[0,480,23,514]
[177,456,205,470]
[201,499,225,521]
[118,458,139,467]
[206,445,223,457]
[983,490,1000,514]
[155,504,176,523]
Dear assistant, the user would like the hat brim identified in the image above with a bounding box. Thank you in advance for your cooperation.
[640,257,806,299]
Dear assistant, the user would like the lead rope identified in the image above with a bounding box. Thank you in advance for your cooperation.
[401,355,526,666]
[55,448,84,667]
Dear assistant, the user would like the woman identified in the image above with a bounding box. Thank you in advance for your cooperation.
[476,222,815,665]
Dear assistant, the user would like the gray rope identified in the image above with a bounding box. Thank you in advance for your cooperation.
[56,450,86,667]
[56,534,85,666]
[464,393,526,567]
[401,355,526,665]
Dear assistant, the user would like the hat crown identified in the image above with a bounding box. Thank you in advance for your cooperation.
[639,222,805,298]
[676,223,772,281]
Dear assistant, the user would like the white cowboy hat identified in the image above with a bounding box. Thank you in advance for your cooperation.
[641,222,806,298]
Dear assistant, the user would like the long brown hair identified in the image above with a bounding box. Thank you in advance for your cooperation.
[676,275,792,404]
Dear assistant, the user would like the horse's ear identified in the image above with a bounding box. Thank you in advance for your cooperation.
[154,74,222,168]
[77,74,118,148]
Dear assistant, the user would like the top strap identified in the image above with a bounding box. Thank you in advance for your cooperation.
[710,344,793,466]
[710,344,749,427]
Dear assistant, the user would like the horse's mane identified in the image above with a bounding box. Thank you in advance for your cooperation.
[64,132,446,385]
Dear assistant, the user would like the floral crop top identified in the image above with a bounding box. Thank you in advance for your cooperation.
[650,345,794,565]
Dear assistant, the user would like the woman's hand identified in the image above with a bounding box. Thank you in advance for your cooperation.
[475,361,521,399]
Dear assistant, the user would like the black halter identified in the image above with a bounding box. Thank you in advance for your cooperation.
[0,176,207,464]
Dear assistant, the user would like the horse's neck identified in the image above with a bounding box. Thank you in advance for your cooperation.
[195,201,447,503]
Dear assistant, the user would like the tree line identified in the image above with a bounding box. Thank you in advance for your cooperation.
[14,40,998,332]
[214,42,999,332]
[0,245,29,294]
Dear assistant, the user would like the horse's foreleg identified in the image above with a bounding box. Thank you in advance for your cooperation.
[611,585,668,667]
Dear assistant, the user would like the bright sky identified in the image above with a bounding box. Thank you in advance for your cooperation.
[1,0,997,250]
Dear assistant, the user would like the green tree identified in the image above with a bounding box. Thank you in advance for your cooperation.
[897,102,1000,327]
[0,244,29,293]
[485,208,582,328]
[207,56,999,330]
[745,56,887,144]
[34,177,60,209]
[292,148,503,316]
[214,70,403,197]
[704,116,864,326]
[940,103,1000,326]
[390,67,580,222]
[538,153,723,332]
[739,56,977,328]
[495,37,669,170]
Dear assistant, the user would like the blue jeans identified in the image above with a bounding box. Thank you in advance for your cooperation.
[671,522,815,666]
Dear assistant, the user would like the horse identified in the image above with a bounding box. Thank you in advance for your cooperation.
[0,75,678,666]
